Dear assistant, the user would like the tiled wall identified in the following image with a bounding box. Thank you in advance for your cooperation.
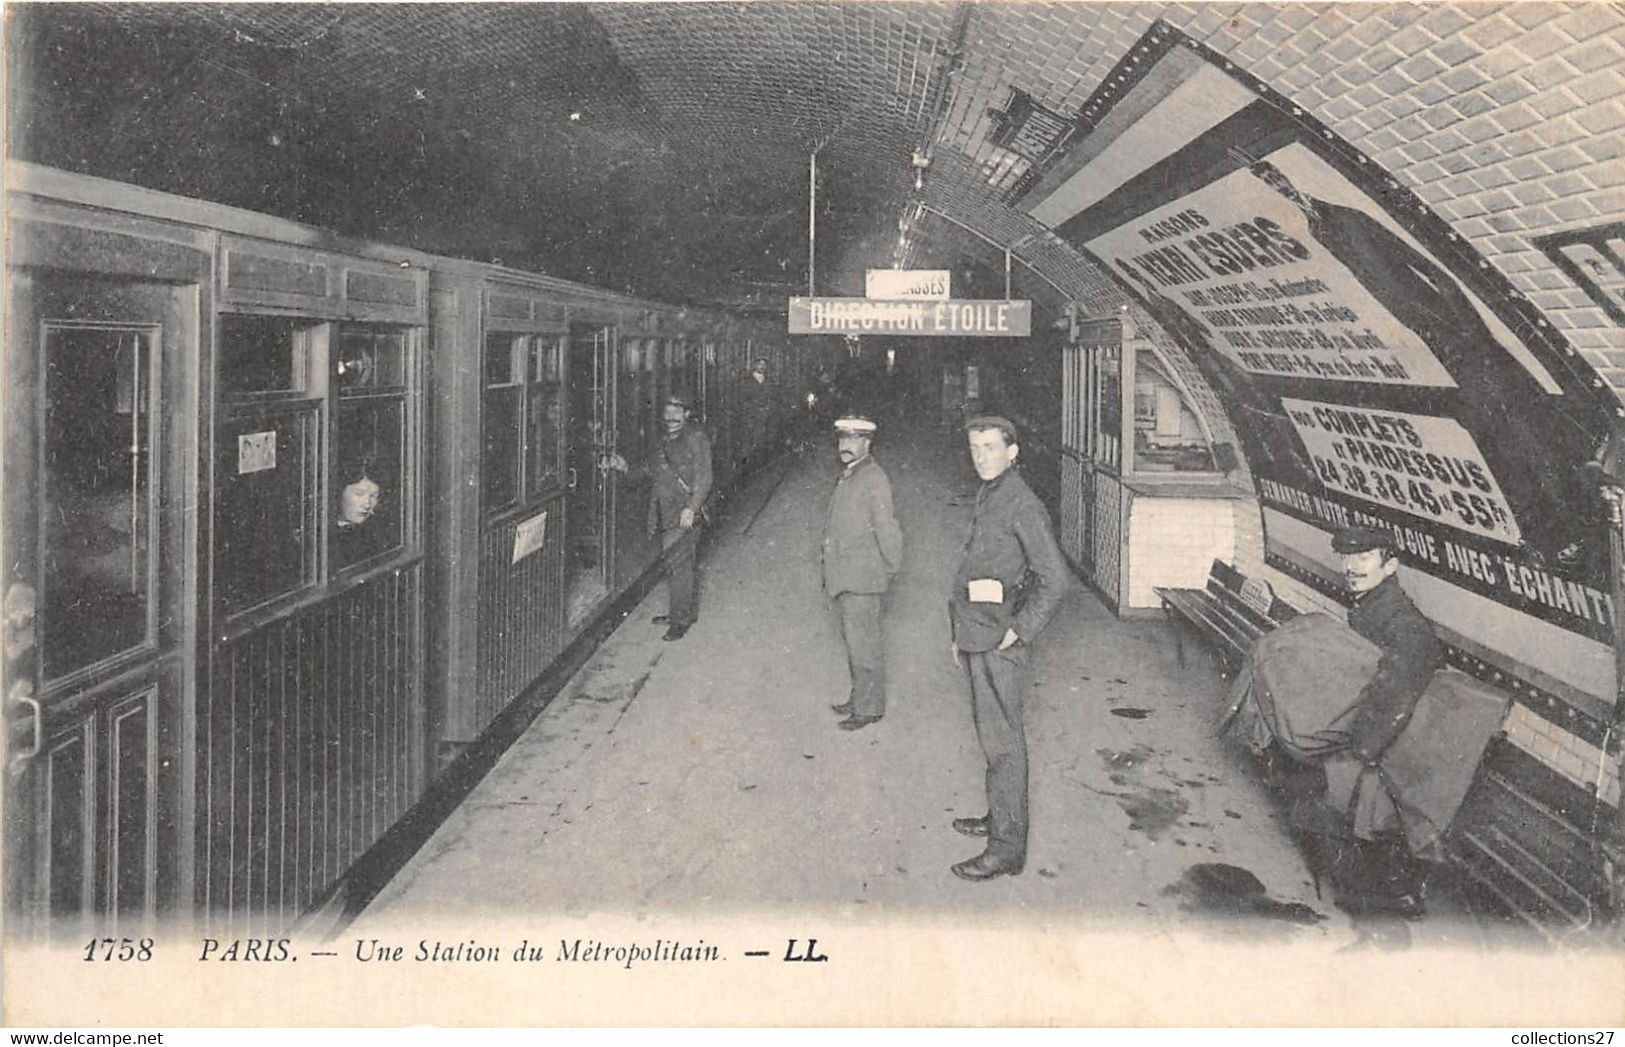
[1123,495,1238,607]
[927,1,1625,399]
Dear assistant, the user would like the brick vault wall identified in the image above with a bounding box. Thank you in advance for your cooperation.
[920,1,1625,612]
[927,1,1625,403]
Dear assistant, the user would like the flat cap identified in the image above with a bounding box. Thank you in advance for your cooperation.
[834,415,877,434]
[666,392,693,409]
[964,415,1018,441]
[1331,525,1395,555]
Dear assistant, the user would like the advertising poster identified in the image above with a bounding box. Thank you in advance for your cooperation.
[1021,38,1617,687]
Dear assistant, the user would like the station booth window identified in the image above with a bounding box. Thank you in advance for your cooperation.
[214,314,418,618]
[1060,318,1246,612]
[482,330,565,518]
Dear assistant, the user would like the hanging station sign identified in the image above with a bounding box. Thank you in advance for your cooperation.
[864,268,951,300]
[787,297,1031,337]
[1013,21,1619,699]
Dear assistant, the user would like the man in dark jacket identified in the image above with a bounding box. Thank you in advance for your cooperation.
[603,394,713,641]
[1328,524,1445,915]
[737,357,774,473]
[948,416,1070,881]
[822,415,904,731]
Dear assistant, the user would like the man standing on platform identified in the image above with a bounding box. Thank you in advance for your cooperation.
[821,414,903,732]
[948,416,1069,881]
[737,357,773,474]
[602,393,712,641]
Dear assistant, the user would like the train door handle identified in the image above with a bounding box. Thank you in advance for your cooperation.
[568,467,579,490]
[7,682,42,775]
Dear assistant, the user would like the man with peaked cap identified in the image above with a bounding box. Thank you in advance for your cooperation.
[602,392,713,641]
[1323,523,1444,916]
[948,415,1070,880]
[821,414,904,731]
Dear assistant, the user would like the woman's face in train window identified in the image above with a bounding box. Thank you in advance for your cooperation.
[339,476,382,526]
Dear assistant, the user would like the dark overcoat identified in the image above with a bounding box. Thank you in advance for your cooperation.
[822,455,903,597]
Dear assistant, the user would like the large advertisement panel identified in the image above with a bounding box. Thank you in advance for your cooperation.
[1019,28,1617,677]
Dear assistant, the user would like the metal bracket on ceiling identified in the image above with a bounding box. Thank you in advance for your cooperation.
[914,204,1072,302]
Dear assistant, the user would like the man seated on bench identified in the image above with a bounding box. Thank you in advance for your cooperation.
[1230,524,1444,918]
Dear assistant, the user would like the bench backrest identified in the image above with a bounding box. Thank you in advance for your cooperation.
[1204,559,1299,632]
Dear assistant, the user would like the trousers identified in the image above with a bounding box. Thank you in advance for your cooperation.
[835,592,885,717]
[963,643,1031,863]
[660,526,699,626]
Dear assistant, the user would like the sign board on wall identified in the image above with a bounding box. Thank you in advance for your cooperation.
[787,297,1031,337]
[1014,23,1618,689]
[865,269,950,300]
[510,510,547,565]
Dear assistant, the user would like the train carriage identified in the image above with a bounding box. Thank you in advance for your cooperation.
[1,163,808,937]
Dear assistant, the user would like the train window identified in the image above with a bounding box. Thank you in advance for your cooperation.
[526,336,564,494]
[1130,348,1216,474]
[484,332,566,517]
[219,314,312,395]
[334,322,412,570]
[215,407,319,615]
[336,326,408,391]
[41,325,157,678]
[483,333,523,513]
[333,399,404,569]
[216,315,325,615]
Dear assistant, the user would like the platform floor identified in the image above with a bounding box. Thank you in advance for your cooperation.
[360,407,1503,952]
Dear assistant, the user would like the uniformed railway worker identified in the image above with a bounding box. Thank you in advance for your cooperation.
[602,393,713,641]
[821,414,903,731]
[948,416,1070,881]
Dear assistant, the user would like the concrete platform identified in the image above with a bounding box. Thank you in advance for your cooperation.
[360,408,1503,952]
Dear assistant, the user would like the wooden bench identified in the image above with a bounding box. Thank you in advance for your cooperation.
[1155,559,1300,675]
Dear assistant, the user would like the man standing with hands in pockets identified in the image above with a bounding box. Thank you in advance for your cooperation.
[822,414,903,732]
[948,416,1070,881]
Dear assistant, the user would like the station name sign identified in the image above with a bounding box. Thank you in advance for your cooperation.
[787,297,1031,337]
[865,268,950,299]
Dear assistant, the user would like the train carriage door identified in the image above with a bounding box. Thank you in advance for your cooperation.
[565,323,616,625]
[3,263,198,939]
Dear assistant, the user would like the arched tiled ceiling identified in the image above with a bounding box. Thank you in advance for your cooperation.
[6,2,1622,404]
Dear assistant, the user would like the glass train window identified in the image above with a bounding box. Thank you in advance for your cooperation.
[219,315,308,395]
[333,400,404,570]
[619,339,651,465]
[215,315,324,614]
[483,333,523,513]
[335,326,407,391]
[526,336,564,494]
[334,322,411,570]
[1130,348,1216,474]
[41,325,156,678]
[215,408,318,615]
[484,332,567,518]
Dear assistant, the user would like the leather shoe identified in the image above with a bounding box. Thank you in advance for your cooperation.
[951,815,990,838]
[831,702,854,716]
[651,614,670,625]
[661,624,690,642]
[837,715,881,731]
[951,852,1023,881]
